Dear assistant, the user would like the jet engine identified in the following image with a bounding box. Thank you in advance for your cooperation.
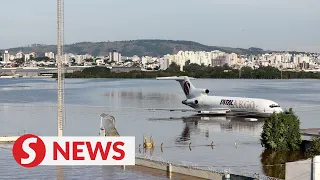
[182,99,198,105]
[192,88,210,95]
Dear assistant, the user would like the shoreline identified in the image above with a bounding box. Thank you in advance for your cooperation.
[55,65,320,79]
[1,76,319,80]
[0,76,52,79]
[59,77,320,80]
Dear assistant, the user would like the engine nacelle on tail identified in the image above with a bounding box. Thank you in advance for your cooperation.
[192,88,209,95]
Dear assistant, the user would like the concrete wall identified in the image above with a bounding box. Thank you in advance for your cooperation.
[315,156,320,180]
[285,155,320,180]
[135,157,224,180]
[286,158,311,180]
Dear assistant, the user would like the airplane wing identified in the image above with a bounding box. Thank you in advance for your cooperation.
[156,76,196,80]
[145,108,197,112]
[146,108,231,114]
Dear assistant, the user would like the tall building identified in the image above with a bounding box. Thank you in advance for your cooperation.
[3,50,10,63]
[109,50,121,62]
[63,54,71,64]
[75,55,85,64]
[160,58,169,70]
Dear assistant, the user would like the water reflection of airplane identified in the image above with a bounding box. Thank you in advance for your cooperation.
[181,115,264,141]
[149,115,265,144]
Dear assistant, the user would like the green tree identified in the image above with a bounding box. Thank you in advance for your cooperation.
[14,58,25,65]
[165,62,180,73]
[183,63,202,72]
[82,66,110,74]
[222,63,230,69]
[260,108,302,151]
[33,56,50,61]
[132,62,140,67]
[84,58,94,62]
[306,136,320,158]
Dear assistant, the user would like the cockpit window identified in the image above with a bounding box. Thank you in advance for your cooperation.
[269,104,280,108]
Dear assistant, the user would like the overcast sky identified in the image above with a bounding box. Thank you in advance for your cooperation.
[0,0,319,52]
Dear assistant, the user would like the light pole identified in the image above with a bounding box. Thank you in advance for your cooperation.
[57,0,63,137]
[57,1,64,179]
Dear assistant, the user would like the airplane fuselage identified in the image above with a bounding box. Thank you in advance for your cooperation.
[156,76,283,118]
[182,95,283,118]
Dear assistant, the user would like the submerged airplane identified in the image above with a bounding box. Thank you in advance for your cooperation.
[149,76,283,118]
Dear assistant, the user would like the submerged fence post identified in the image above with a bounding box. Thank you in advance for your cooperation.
[224,170,230,180]
[167,163,172,179]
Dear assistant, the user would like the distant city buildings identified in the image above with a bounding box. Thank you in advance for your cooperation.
[1,48,319,71]
[157,51,319,71]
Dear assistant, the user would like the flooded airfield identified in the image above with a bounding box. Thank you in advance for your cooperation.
[0,78,319,179]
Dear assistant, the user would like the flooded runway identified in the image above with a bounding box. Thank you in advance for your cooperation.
[0,78,319,179]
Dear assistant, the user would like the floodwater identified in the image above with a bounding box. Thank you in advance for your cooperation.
[0,78,319,179]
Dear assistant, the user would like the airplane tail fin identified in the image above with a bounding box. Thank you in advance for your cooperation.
[156,76,209,99]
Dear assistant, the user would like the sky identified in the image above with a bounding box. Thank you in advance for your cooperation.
[0,0,319,52]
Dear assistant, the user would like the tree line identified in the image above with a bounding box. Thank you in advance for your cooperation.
[58,63,320,79]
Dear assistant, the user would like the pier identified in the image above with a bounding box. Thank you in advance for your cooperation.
[0,136,19,143]
[300,128,320,148]
[300,128,320,139]
[300,128,320,151]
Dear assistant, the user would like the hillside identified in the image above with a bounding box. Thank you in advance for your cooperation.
[1,39,268,57]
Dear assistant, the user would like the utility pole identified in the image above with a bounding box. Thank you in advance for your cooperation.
[57,0,63,137]
[61,0,66,127]
[61,0,64,58]
[57,1,64,180]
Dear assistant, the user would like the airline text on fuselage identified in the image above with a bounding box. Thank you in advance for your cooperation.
[220,99,255,109]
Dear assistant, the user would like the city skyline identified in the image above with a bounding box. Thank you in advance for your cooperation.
[0,0,319,52]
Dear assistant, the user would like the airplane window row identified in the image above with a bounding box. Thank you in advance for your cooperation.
[269,104,280,108]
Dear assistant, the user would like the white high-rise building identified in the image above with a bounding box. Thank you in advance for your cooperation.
[159,58,169,70]
[3,50,10,63]
[63,54,72,64]
[75,55,85,64]
[109,50,121,62]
